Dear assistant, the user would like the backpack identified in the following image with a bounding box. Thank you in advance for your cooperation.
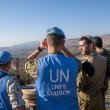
[100,48,110,78]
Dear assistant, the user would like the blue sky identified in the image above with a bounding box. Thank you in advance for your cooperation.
[0,0,110,47]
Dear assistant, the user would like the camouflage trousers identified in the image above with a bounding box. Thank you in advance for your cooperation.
[78,90,104,110]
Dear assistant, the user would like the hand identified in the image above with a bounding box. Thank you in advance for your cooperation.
[40,38,47,49]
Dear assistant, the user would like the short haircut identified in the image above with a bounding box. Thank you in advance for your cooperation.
[93,36,103,48]
[46,33,64,46]
[79,36,93,45]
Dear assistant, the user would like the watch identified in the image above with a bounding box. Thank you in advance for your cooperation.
[37,46,43,52]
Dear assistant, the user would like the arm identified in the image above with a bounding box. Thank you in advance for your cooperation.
[62,47,94,75]
[27,39,47,61]
[27,50,41,61]
[6,77,26,110]
[62,47,82,72]
[62,47,80,62]
[62,47,76,58]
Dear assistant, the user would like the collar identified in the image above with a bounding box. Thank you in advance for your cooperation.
[49,51,63,54]
[82,52,97,61]
[0,70,8,78]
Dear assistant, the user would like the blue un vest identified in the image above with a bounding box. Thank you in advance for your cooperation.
[36,53,79,110]
[0,71,13,110]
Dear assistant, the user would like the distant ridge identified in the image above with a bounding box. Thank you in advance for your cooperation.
[10,41,40,50]
[101,33,110,47]
[101,33,110,38]
[0,33,110,58]
[0,47,9,51]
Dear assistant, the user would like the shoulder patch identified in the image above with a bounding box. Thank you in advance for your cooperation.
[25,59,38,79]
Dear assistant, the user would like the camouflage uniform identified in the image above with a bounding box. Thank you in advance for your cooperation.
[6,76,25,109]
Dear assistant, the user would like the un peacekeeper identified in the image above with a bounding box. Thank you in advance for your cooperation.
[27,27,79,110]
[62,36,106,110]
[93,36,110,109]
[0,51,26,110]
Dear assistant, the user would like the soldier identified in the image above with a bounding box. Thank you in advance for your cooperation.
[0,51,26,110]
[93,36,110,109]
[27,27,79,110]
[62,36,106,110]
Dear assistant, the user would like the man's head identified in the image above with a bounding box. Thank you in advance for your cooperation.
[79,36,94,55]
[46,27,65,39]
[45,27,65,50]
[93,36,103,48]
[0,51,13,71]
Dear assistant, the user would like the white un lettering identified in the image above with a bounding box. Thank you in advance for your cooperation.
[50,69,69,82]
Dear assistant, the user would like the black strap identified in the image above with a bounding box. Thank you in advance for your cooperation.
[0,73,7,79]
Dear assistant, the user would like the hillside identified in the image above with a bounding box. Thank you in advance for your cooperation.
[0,34,110,85]
[0,41,40,58]
[101,34,110,49]
[0,34,110,58]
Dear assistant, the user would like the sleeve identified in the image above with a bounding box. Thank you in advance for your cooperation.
[6,76,26,109]
[25,59,38,79]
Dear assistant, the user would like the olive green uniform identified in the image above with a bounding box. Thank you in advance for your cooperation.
[77,53,106,110]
